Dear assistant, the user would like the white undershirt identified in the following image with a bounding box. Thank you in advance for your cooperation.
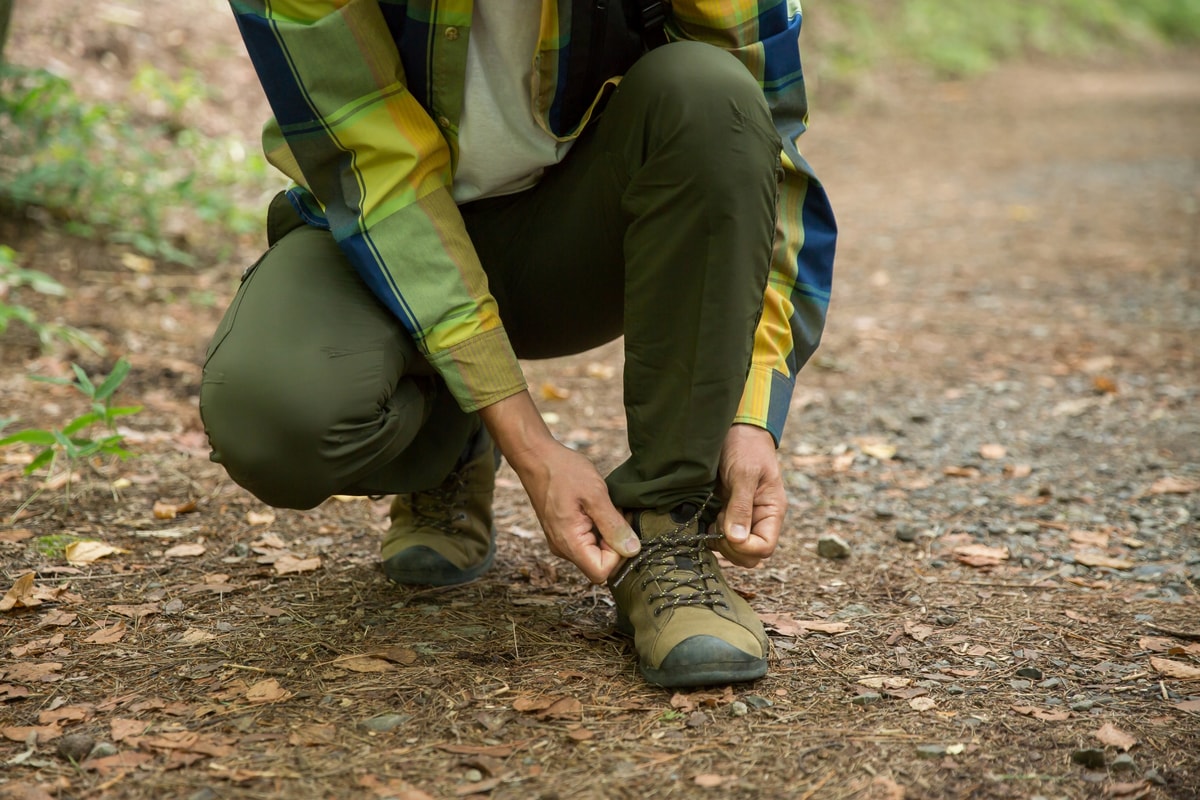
[451,2,574,204]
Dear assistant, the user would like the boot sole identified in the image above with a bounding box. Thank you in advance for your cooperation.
[640,634,768,687]
[382,530,496,586]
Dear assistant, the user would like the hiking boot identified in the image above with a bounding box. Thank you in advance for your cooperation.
[609,504,769,687]
[381,426,498,586]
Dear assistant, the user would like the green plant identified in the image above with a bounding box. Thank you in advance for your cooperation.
[0,358,142,481]
[0,64,272,265]
[0,245,103,353]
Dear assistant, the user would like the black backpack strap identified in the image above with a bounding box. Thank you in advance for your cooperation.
[634,0,668,49]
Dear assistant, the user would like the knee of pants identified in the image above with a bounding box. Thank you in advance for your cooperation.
[624,42,778,144]
[200,360,399,510]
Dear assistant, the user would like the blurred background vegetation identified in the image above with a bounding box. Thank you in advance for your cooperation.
[0,0,1197,270]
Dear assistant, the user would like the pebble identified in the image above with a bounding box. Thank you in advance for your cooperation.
[729,701,749,717]
[874,505,896,519]
[1144,768,1166,785]
[743,695,773,709]
[850,692,882,705]
[88,742,118,759]
[946,684,965,696]
[464,769,484,782]
[1070,699,1094,712]
[830,603,873,621]
[1071,748,1106,769]
[1039,678,1064,689]
[186,789,220,800]
[357,713,411,733]
[935,615,958,627]
[1009,680,1032,691]
[1016,667,1044,680]
[894,523,919,542]
[56,734,94,763]
[916,744,947,759]
[1111,754,1137,773]
[817,534,852,559]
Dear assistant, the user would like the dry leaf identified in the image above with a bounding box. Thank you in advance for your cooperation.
[39,610,77,627]
[246,510,276,526]
[979,443,1007,460]
[5,662,63,682]
[759,612,806,637]
[1093,722,1137,751]
[1,725,61,744]
[538,696,582,720]
[274,555,321,575]
[539,382,571,401]
[0,528,33,543]
[512,696,553,713]
[943,465,980,478]
[83,751,154,776]
[178,628,217,645]
[1011,705,1070,722]
[567,728,595,741]
[289,724,337,746]
[339,656,394,673]
[1,573,39,611]
[858,676,912,690]
[1147,476,1199,495]
[1069,530,1109,548]
[165,542,206,558]
[244,678,292,704]
[85,621,127,645]
[904,621,934,642]
[693,774,735,788]
[1138,637,1175,652]
[953,543,1009,567]
[39,704,91,725]
[1150,657,1200,680]
[64,541,128,565]
[1004,463,1033,478]
[106,603,160,620]
[1074,552,1134,570]
[153,499,197,519]
[111,718,149,742]
[375,646,418,665]
[908,697,937,712]
[1174,699,1200,713]
[860,441,897,460]
[1064,610,1099,624]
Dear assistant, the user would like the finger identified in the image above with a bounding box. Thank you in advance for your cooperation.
[721,477,756,546]
[585,498,641,558]
[570,536,623,584]
[714,537,762,569]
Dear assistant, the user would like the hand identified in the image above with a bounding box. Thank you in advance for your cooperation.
[714,424,786,568]
[480,392,639,583]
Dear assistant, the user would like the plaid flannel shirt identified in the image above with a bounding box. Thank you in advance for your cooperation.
[231,0,835,443]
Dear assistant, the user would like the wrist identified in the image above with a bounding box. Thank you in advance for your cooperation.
[478,391,558,473]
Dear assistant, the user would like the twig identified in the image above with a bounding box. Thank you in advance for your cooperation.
[1144,623,1200,641]
[798,770,835,800]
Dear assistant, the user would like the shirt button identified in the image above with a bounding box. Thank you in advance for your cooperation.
[437,115,451,128]
[444,26,459,40]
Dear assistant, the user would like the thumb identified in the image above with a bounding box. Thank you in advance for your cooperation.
[721,480,755,545]
[585,498,641,558]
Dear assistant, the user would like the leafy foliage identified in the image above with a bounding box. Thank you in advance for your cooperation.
[0,358,142,479]
[0,245,103,353]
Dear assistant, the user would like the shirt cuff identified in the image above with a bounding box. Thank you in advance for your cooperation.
[426,327,528,413]
[733,364,794,447]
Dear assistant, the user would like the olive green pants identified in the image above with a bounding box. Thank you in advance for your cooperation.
[201,42,781,511]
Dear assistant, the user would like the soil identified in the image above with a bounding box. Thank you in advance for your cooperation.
[2,3,1199,799]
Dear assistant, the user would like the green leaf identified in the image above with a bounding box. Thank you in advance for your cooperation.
[24,448,56,475]
[104,405,143,419]
[62,412,102,436]
[94,357,132,401]
[70,363,95,397]
[29,374,75,387]
[0,429,58,447]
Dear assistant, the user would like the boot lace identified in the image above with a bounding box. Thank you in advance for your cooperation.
[410,470,469,535]
[610,497,729,616]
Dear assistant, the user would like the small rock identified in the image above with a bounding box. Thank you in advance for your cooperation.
[743,695,773,709]
[88,742,118,760]
[1016,667,1044,680]
[1038,678,1063,689]
[685,711,708,729]
[894,523,919,543]
[186,789,220,800]
[1144,768,1166,785]
[1071,748,1106,769]
[163,599,185,614]
[916,744,947,759]
[830,603,873,621]
[1111,754,1137,773]
[357,713,411,733]
[946,684,965,696]
[1009,680,1032,691]
[56,734,94,763]
[1070,699,1094,712]
[850,693,882,706]
[874,505,896,519]
[817,534,851,559]
[464,769,484,782]
[729,701,748,717]
[935,615,958,627]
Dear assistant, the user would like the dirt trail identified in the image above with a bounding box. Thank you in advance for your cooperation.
[2,11,1199,799]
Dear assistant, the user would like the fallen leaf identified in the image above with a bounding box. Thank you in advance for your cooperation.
[39,610,76,627]
[858,677,912,690]
[82,751,154,776]
[538,696,582,720]
[759,613,806,637]
[943,465,980,479]
[539,382,571,401]
[177,628,217,645]
[693,774,735,788]
[1,573,40,610]
[1138,637,1175,652]
[953,543,1009,567]
[164,543,206,558]
[153,499,197,519]
[255,532,286,547]
[979,443,1007,460]
[106,603,160,620]
[4,662,63,683]
[274,555,321,575]
[909,697,937,712]
[1093,722,1137,751]
[799,620,851,635]
[246,510,276,526]
[567,728,595,741]
[1069,530,1109,548]
[1147,476,1199,495]
[244,678,293,704]
[0,528,33,543]
[1174,699,1200,713]
[1,724,61,743]
[85,621,127,644]
[454,778,501,797]
[904,621,934,642]
[375,647,418,665]
[1150,657,1200,680]
[64,541,128,565]
[338,656,394,673]
[1074,552,1134,570]
[1,684,32,701]
[1003,463,1033,478]
[289,724,337,746]
[1092,376,1118,394]
[1064,610,1099,624]
[111,718,149,742]
[39,704,91,725]
[1011,705,1071,721]
[512,696,553,713]
[860,441,897,460]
